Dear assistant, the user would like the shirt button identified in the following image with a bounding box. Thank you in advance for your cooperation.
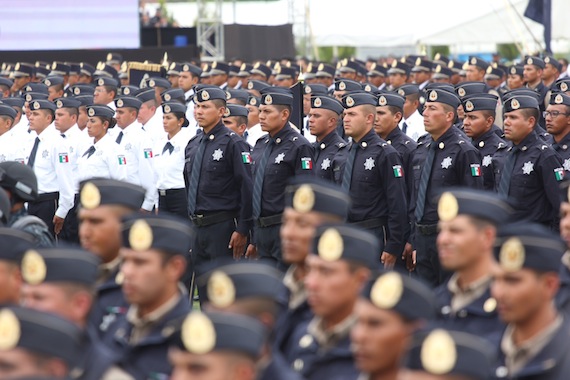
[441,306,451,315]
[458,309,468,318]
[495,366,508,378]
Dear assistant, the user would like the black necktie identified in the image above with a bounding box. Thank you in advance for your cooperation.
[187,137,207,216]
[341,143,358,191]
[83,146,96,158]
[414,142,437,222]
[163,142,174,154]
[27,137,40,167]
[244,130,249,141]
[116,131,124,144]
[252,139,274,219]
[60,133,66,138]
[402,121,409,134]
[498,147,519,196]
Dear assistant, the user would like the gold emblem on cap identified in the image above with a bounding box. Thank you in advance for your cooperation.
[123,88,130,95]
[511,99,520,110]
[115,271,124,285]
[25,94,32,102]
[500,237,525,271]
[14,63,20,71]
[164,93,171,101]
[415,57,422,66]
[305,85,312,94]
[106,53,113,61]
[164,105,171,113]
[129,219,153,251]
[224,108,230,117]
[181,312,216,354]
[293,184,315,213]
[364,84,371,92]
[371,272,403,309]
[22,250,47,285]
[470,57,477,65]
[247,81,254,90]
[56,100,63,108]
[465,101,474,112]
[317,228,343,262]
[32,101,40,110]
[74,87,81,95]
[313,97,322,108]
[562,83,569,92]
[486,66,493,74]
[0,309,21,351]
[88,108,95,117]
[149,79,155,87]
[183,64,190,72]
[428,91,438,101]
[318,63,324,71]
[398,89,405,96]
[435,65,442,73]
[339,81,346,91]
[45,79,51,87]
[116,99,124,108]
[378,96,387,106]
[207,271,236,308]
[346,96,355,107]
[483,297,497,313]
[527,57,533,65]
[544,56,551,63]
[555,94,564,104]
[391,60,398,68]
[510,67,517,75]
[438,192,459,222]
[201,90,210,101]
[421,329,457,375]
[249,97,257,106]
[80,182,101,209]
[97,78,104,86]
[457,88,466,97]
[265,94,273,105]
[434,53,441,60]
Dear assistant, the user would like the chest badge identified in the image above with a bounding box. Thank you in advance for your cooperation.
[212,149,223,161]
[321,158,331,170]
[522,161,534,175]
[275,153,285,164]
[441,157,452,169]
[482,155,492,167]
[364,157,375,170]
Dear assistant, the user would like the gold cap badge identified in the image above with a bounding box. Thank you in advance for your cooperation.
[0,309,21,350]
[181,312,216,354]
[293,184,315,213]
[201,90,210,101]
[527,57,533,65]
[116,99,124,108]
[32,101,40,110]
[129,219,153,251]
[398,89,405,96]
[123,88,131,95]
[457,88,466,98]
[346,96,355,107]
[97,78,105,86]
[428,91,438,101]
[438,192,459,222]
[378,96,387,106]
[470,57,477,65]
[224,107,231,117]
[88,108,95,117]
[555,94,564,104]
[415,57,422,66]
[317,228,343,261]
[465,101,474,112]
[371,272,403,309]
[249,97,257,106]
[318,63,324,71]
[80,182,101,209]
[207,271,236,308]
[264,94,273,105]
[45,79,52,87]
[510,67,517,75]
[421,329,457,374]
[164,105,172,113]
[22,250,47,285]
[391,60,398,68]
[339,81,346,91]
[499,237,525,271]
[74,87,81,95]
[247,81,254,90]
[313,97,322,108]
[483,298,497,313]
[164,94,171,101]
[510,99,520,110]
[562,83,569,92]
[435,65,442,73]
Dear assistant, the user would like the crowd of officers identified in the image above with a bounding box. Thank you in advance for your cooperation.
[0,52,569,379]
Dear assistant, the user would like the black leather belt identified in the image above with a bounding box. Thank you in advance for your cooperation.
[158,188,185,197]
[35,192,59,202]
[350,217,387,229]
[415,222,438,235]
[254,214,283,228]
[190,211,237,227]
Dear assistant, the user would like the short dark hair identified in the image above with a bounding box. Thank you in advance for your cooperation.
[212,99,226,109]
[521,108,539,124]
[480,109,496,120]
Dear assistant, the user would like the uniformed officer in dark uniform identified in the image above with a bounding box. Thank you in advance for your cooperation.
[169,311,267,380]
[411,88,484,287]
[247,90,314,264]
[78,178,146,335]
[334,92,408,271]
[308,95,346,181]
[283,223,376,380]
[434,189,512,347]
[461,94,508,190]
[546,92,570,174]
[351,271,436,380]
[497,94,563,230]
[102,213,193,380]
[524,56,549,126]
[492,222,570,380]
[184,87,253,275]
[0,228,34,304]
[557,180,570,316]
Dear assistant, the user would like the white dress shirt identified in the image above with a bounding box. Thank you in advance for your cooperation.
[399,110,426,142]
[245,123,266,147]
[76,133,128,184]
[153,128,192,190]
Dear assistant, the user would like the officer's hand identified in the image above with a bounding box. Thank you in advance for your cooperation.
[245,244,258,259]
[53,216,64,235]
[140,208,151,214]
[402,243,415,272]
[406,250,417,272]
[381,252,396,270]
[229,232,247,259]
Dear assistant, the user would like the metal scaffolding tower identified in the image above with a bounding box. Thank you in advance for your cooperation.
[196,0,224,61]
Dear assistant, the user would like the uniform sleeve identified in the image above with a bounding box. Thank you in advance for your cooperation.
[382,148,408,256]
[540,151,563,230]
[230,138,253,235]
[53,139,76,219]
[457,145,484,189]
[137,135,158,211]
[294,141,315,175]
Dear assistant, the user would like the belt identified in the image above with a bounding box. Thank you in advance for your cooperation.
[35,192,59,202]
[190,211,237,227]
[158,188,185,197]
[415,222,438,235]
[350,217,387,229]
[254,214,283,228]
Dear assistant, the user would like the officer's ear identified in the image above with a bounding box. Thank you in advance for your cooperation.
[164,254,187,282]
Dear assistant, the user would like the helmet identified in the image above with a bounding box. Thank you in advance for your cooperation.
[0,162,38,202]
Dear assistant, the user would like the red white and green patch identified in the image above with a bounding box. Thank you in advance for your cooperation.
[241,152,252,164]
[470,164,482,177]
[118,156,127,165]
[393,165,403,178]
[301,157,312,170]
[58,153,69,163]
[143,149,153,158]
[555,167,565,181]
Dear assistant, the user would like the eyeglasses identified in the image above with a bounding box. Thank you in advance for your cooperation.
[543,111,570,118]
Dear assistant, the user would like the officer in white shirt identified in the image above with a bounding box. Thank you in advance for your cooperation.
[93,77,118,111]
[0,98,28,163]
[0,105,18,162]
[113,96,157,212]
[244,95,266,147]
[136,88,164,144]
[26,99,75,238]
[77,105,128,185]
[154,102,192,218]
[396,84,427,142]
[178,62,202,135]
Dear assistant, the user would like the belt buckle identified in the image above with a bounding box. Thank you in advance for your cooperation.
[159,189,166,196]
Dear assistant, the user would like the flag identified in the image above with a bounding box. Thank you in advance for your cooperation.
[470,164,482,177]
[301,157,312,170]
[144,149,153,158]
[555,167,564,181]
[241,152,252,164]
[58,153,69,163]
[118,155,127,165]
[524,0,552,53]
[393,165,403,178]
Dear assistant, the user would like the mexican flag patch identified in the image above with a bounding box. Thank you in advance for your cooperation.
[58,153,69,163]
[301,157,312,170]
[143,149,153,158]
[241,152,252,164]
[392,165,403,178]
[118,156,127,165]
[555,167,565,181]
[470,164,482,177]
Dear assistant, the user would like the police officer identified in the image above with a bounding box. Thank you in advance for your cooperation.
[492,222,570,379]
[248,90,313,264]
[0,103,25,162]
[245,95,265,147]
[26,99,75,237]
[169,311,266,380]
[283,223,376,380]
[155,102,191,218]
[387,60,411,91]
[0,228,34,303]
[184,88,252,271]
[308,95,346,181]
[507,65,525,91]
[434,189,512,346]
[93,77,118,111]
[136,87,164,144]
[0,161,54,247]
[351,272,436,380]
[557,180,570,315]
[78,178,145,335]
[222,103,248,137]
[461,94,508,190]
[395,84,426,142]
[335,92,408,270]
[524,56,549,114]
[497,94,563,230]
[546,93,570,173]
[412,89,484,287]
[102,213,193,380]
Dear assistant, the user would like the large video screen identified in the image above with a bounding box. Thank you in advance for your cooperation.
[0,0,140,51]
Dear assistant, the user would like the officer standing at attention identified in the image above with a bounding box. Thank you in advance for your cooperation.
[497,94,563,230]
[103,213,193,380]
[247,90,313,264]
[461,94,508,190]
[557,180,570,315]
[26,99,75,238]
[412,89,484,287]
[524,56,549,120]
[178,62,202,133]
[492,223,570,379]
[545,93,570,173]
[336,92,408,271]
[93,77,119,111]
[308,95,346,181]
[434,189,512,346]
[0,228,35,303]
[184,88,252,271]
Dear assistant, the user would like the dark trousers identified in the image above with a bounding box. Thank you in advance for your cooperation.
[28,192,58,237]
[158,188,188,219]
[59,194,79,244]
[254,224,283,269]
[415,231,450,287]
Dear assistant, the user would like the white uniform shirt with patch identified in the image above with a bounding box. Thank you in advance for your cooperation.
[153,128,192,190]
[76,133,128,184]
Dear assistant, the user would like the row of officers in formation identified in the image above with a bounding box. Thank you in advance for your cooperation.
[0,52,568,378]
